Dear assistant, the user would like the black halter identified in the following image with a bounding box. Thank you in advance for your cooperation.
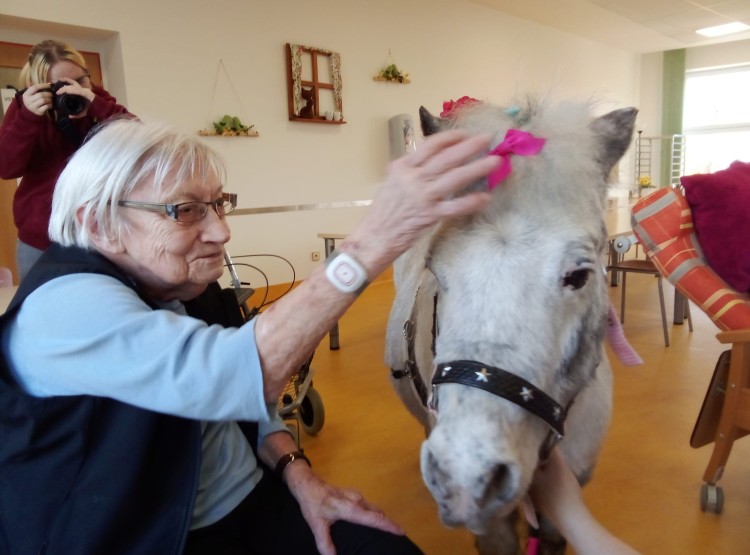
[390,287,570,458]
[431,360,566,436]
[390,287,435,406]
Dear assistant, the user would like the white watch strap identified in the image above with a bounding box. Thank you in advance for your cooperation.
[325,250,370,295]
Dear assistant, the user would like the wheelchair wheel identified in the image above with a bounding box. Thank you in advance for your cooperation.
[700,483,724,514]
[299,386,325,435]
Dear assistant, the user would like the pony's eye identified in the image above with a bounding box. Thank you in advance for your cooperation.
[562,269,591,290]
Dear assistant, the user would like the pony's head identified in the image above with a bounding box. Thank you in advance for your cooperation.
[404,98,635,533]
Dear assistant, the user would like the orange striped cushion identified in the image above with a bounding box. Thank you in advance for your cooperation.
[632,188,750,331]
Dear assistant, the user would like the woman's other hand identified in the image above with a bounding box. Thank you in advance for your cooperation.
[285,464,404,555]
[21,84,54,116]
[528,448,640,555]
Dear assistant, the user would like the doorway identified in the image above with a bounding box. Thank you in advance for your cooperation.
[0,41,102,284]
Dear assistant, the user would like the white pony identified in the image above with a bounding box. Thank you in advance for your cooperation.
[385,98,636,554]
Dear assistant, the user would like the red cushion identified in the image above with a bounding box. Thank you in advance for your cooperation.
[680,161,750,293]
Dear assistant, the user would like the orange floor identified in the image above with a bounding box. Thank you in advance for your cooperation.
[297,272,750,554]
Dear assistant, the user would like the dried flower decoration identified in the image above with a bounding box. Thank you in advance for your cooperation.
[374,63,410,83]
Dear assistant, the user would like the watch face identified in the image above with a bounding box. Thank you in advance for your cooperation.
[333,260,358,287]
[326,252,368,294]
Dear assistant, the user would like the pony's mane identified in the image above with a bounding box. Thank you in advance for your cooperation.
[450,97,611,221]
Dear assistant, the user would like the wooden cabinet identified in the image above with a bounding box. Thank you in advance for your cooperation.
[0,178,17,283]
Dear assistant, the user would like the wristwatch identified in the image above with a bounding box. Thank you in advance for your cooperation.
[325,250,370,295]
[274,450,311,478]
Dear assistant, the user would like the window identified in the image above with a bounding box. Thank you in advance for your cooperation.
[285,44,343,124]
[683,65,750,174]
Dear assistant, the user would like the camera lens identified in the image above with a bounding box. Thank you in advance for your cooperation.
[57,93,88,115]
[50,81,89,116]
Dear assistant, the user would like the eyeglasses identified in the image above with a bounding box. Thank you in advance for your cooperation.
[116,192,237,222]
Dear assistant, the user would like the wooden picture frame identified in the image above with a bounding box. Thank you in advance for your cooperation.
[285,43,345,124]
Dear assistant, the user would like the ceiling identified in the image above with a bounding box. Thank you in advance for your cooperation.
[470,0,750,53]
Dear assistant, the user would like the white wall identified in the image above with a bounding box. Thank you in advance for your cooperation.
[1,0,642,282]
[685,38,750,71]
[631,40,750,135]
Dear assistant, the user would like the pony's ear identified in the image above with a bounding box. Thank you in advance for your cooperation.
[419,106,445,136]
[590,107,638,175]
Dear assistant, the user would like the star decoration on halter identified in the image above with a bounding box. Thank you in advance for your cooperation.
[520,387,534,402]
[475,368,490,382]
[440,365,452,376]
[553,406,562,421]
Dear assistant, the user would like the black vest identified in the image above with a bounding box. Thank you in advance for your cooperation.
[0,244,255,555]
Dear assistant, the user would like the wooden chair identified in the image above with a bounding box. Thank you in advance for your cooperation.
[607,240,691,347]
[632,187,750,514]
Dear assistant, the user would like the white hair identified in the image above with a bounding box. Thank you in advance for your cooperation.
[49,118,227,248]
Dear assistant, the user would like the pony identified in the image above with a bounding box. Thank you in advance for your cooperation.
[385,97,636,554]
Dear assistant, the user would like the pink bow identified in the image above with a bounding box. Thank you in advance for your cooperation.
[487,129,546,190]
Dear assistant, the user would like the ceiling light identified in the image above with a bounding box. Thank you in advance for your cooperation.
[696,22,750,37]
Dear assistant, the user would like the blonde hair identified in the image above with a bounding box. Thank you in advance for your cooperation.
[18,39,88,88]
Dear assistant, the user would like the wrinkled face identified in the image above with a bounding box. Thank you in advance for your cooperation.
[111,170,231,301]
[418,207,608,534]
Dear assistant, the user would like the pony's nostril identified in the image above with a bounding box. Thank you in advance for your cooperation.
[423,449,453,500]
[479,463,516,507]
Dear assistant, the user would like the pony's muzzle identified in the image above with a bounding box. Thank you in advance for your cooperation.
[421,442,521,531]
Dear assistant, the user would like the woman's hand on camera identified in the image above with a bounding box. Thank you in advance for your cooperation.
[53,78,95,119]
[21,84,54,117]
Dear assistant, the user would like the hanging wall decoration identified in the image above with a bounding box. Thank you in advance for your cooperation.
[286,43,345,124]
[199,59,259,137]
[373,50,410,84]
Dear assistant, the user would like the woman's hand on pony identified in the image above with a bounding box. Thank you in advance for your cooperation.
[524,447,640,555]
[349,129,498,274]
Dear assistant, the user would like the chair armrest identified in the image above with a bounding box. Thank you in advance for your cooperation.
[717,329,750,345]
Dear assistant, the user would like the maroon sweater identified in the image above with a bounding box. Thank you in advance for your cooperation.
[0,85,132,250]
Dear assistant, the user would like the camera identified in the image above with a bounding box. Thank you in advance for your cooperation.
[49,80,89,116]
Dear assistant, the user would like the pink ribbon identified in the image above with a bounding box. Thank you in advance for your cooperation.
[487,129,546,190]
[606,302,643,366]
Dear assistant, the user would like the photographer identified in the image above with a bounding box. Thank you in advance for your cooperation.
[0,39,133,281]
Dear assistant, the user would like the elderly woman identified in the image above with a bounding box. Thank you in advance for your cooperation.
[0,118,498,554]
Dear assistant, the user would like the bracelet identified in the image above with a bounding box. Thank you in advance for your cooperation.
[274,450,311,478]
[325,249,370,295]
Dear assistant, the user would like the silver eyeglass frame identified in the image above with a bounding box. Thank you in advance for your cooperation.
[116,192,237,222]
